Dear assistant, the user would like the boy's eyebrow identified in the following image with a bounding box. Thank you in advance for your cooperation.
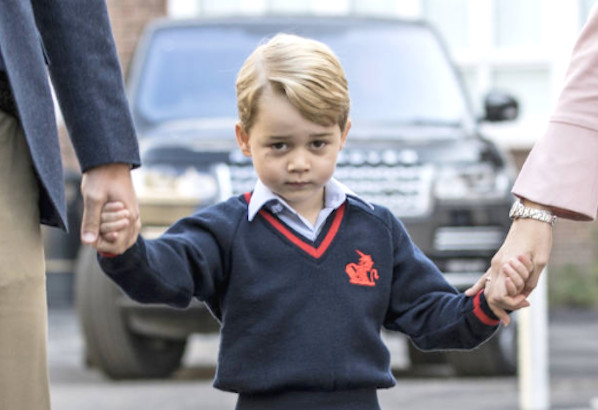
[265,132,334,140]
[266,134,292,140]
[309,132,334,138]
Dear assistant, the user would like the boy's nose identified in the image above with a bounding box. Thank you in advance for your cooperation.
[287,151,310,172]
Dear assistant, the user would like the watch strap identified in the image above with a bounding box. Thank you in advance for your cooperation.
[509,199,557,226]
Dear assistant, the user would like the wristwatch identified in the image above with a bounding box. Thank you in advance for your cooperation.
[509,199,557,226]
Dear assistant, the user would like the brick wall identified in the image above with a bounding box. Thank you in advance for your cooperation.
[60,0,167,171]
[106,0,167,76]
[552,219,598,269]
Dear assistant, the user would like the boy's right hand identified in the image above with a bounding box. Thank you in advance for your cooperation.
[97,201,140,256]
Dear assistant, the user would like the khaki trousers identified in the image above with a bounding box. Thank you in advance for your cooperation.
[0,111,50,409]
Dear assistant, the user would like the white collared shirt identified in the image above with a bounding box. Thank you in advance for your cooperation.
[247,178,372,241]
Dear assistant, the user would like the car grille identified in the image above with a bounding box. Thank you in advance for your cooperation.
[433,226,506,251]
[227,148,434,218]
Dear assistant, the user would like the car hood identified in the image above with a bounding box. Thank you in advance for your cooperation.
[138,121,500,167]
[138,119,238,153]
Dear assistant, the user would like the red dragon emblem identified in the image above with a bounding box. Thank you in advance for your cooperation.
[345,249,379,287]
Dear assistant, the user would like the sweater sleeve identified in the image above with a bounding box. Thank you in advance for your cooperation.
[98,200,243,310]
[383,215,500,351]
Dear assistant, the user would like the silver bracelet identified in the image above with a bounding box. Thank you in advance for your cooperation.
[509,199,557,226]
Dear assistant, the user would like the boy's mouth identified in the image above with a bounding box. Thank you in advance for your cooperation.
[286,181,310,188]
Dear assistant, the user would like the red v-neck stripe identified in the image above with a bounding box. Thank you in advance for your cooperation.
[259,205,346,258]
[243,192,346,259]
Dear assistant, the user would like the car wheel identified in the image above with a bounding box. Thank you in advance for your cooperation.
[74,246,186,379]
[446,315,518,376]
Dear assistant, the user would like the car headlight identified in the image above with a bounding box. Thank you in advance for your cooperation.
[434,163,510,201]
[132,165,219,206]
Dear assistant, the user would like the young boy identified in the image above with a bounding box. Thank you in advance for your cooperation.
[97,34,531,410]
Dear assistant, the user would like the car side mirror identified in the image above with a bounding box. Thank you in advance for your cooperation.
[483,91,519,122]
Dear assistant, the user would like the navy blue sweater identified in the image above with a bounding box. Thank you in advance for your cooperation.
[99,194,499,403]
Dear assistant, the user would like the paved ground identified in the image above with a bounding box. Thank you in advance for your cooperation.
[47,308,598,410]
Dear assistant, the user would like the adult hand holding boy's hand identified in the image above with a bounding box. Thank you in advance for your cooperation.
[96,201,140,255]
[466,215,552,300]
[80,163,140,255]
[479,255,533,326]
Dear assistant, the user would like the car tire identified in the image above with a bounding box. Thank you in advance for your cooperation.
[446,316,518,376]
[74,246,187,379]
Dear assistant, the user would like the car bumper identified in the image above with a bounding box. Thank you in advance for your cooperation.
[404,200,511,290]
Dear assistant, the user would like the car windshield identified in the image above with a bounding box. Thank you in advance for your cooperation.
[133,21,469,131]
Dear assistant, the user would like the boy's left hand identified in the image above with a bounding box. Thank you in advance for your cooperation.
[484,254,533,326]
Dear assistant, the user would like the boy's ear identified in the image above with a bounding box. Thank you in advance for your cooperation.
[339,119,351,150]
[235,122,252,157]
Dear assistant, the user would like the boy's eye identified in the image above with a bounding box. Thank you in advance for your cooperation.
[271,142,287,151]
[311,140,327,149]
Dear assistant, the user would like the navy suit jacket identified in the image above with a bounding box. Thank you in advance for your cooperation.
[0,0,140,230]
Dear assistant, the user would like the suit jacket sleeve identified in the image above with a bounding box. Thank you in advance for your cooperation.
[512,5,598,221]
[30,0,140,171]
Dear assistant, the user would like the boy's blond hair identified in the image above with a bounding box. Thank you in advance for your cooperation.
[236,33,350,133]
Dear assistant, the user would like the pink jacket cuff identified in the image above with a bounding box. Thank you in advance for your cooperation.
[512,121,598,221]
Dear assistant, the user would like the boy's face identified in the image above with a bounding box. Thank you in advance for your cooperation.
[235,89,350,219]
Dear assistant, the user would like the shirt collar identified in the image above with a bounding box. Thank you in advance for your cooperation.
[247,178,373,221]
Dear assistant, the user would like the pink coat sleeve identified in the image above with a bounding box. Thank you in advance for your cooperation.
[512,5,598,221]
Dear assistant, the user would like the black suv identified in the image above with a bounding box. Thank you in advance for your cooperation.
[74,16,519,379]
